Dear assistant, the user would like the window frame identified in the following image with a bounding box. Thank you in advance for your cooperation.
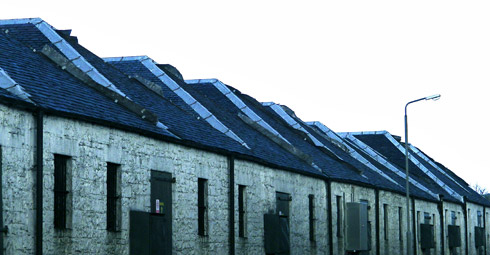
[106,162,121,232]
[198,178,208,236]
[308,194,315,242]
[238,185,247,238]
[54,154,71,230]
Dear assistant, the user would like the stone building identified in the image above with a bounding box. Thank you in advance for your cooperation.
[0,18,488,255]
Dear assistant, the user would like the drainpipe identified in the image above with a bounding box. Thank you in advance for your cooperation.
[36,110,43,255]
[438,195,445,255]
[228,156,235,255]
[463,197,468,255]
[484,207,487,255]
[375,189,380,255]
[0,145,6,255]
[412,197,417,255]
[327,180,333,255]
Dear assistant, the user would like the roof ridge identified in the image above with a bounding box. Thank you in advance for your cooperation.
[381,132,463,202]
[340,132,439,199]
[289,119,401,188]
[409,144,470,193]
[187,79,292,147]
[105,57,250,149]
[0,18,127,98]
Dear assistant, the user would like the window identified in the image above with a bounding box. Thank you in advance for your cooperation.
[238,185,246,238]
[424,212,431,224]
[336,196,342,237]
[384,204,389,240]
[54,154,71,229]
[398,207,403,241]
[451,211,457,225]
[198,178,208,236]
[477,211,482,227]
[309,194,315,241]
[107,163,121,232]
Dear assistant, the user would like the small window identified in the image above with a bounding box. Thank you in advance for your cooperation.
[451,211,457,225]
[308,194,315,241]
[107,163,121,232]
[336,196,342,238]
[477,211,482,227]
[384,204,389,240]
[398,207,403,241]
[238,185,246,238]
[424,212,431,224]
[54,154,71,230]
[198,178,208,236]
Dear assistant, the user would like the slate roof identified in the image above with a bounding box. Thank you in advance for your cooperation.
[339,135,439,201]
[0,22,251,155]
[411,146,490,206]
[0,20,322,178]
[109,59,325,175]
[0,31,175,137]
[0,18,486,206]
[351,133,468,204]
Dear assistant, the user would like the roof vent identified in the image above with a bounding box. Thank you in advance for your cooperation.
[157,64,184,81]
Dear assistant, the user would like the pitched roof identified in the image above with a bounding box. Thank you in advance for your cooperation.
[347,132,480,204]
[0,18,486,206]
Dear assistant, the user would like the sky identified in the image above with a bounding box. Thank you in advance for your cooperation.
[2,1,490,190]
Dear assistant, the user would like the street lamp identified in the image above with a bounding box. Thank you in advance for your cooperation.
[404,94,440,255]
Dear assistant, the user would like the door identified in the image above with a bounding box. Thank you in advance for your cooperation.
[150,171,173,255]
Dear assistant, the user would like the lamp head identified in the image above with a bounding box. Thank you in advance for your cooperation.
[425,94,441,101]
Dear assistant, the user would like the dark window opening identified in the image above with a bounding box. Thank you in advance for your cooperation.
[309,194,315,241]
[54,154,70,230]
[477,211,482,227]
[238,185,246,238]
[398,207,403,241]
[198,178,208,236]
[336,196,342,237]
[384,204,389,240]
[107,162,121,232]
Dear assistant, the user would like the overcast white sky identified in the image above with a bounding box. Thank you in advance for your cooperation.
[3,1,490,190]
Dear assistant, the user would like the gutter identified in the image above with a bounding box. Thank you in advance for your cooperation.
[228,156,235,255]
[35,109,43,255]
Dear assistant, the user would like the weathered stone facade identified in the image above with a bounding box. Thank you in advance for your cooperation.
[234,159,328,254]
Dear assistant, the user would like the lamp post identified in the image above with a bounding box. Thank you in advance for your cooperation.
[404,94,440,255]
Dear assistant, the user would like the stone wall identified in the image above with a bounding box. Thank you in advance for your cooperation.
[234,159,328,255]
[442,201,465,255]
[378,190,409,255]
[1,102,490,255]
[0,104,36,254]
[413,199,440,255]
[330,181,377,255]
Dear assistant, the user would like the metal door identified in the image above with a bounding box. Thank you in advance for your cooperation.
[150,171,173,255]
